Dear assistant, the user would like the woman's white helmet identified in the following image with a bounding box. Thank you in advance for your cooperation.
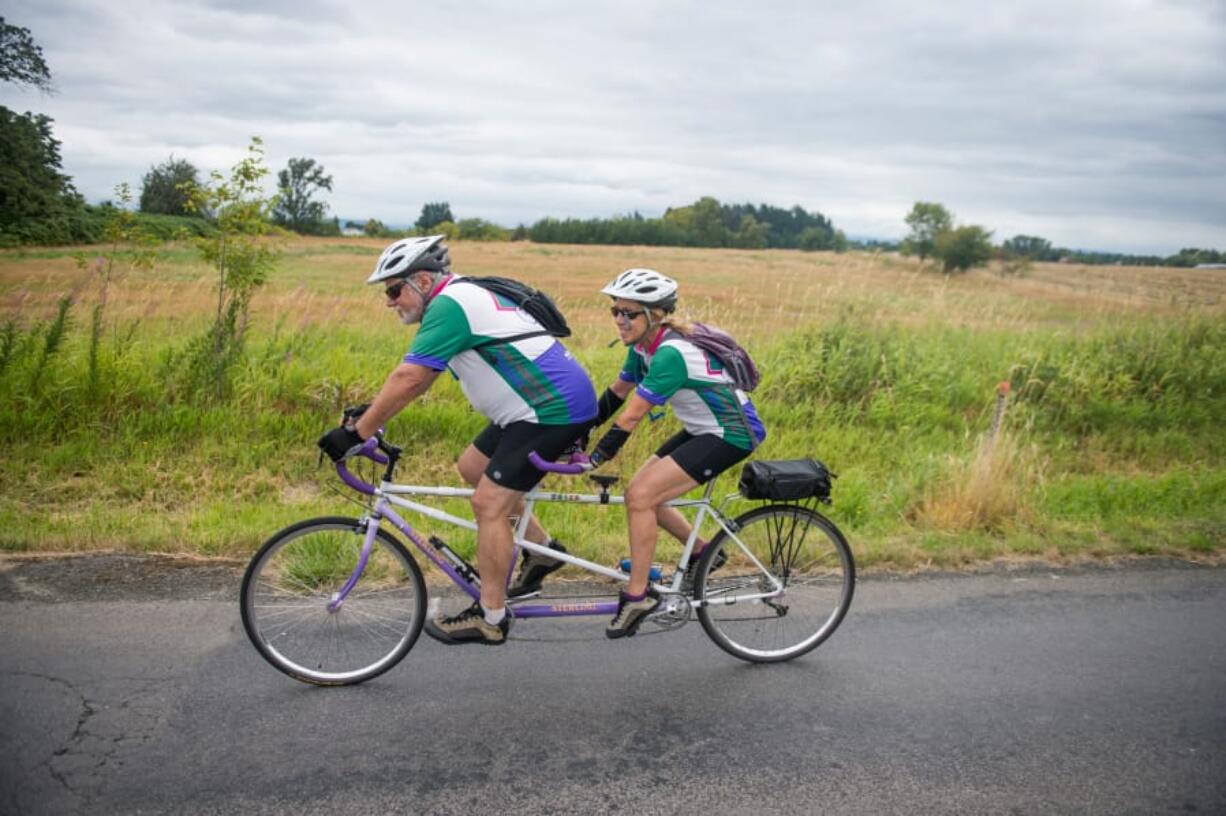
[601,268,678,312]
[366,235,450,284]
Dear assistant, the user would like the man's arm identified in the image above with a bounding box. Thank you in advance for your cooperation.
[355,363,441,439]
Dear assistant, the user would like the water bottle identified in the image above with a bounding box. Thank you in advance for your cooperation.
[618,558,663,582]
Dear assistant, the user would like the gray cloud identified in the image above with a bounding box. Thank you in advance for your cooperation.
[2,0,1223,254]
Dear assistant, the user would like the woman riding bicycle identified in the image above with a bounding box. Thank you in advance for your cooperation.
[585,269,767,638]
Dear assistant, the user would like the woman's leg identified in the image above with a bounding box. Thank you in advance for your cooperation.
[633,455,708,556]
[622,456,698,596]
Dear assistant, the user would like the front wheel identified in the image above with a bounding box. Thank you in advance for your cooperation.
[695,504,855,663]
[240,516,427,686]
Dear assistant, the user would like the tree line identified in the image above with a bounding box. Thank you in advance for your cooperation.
[527,198,847,251]
[899,201,1223,274]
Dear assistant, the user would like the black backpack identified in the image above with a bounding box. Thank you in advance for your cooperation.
[686,322,761,392]
[455,276,572,347]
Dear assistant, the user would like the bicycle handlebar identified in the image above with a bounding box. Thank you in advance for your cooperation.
[527,450,590,475]
[335,436,389,496]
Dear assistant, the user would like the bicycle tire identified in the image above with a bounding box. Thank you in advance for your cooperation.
[240,516,426,686]
[695,504,854,663]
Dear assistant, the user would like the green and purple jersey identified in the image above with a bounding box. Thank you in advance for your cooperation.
[620,328,766,450]
[405,276,597,427]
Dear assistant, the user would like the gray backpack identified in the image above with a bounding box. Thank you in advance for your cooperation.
[687,323,761,392]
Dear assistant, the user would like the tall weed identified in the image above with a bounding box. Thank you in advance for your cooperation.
[910,384,1044,533]
[0,317,19,375]
[28,295,72,393]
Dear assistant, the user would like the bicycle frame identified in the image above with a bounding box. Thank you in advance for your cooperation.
[333,447,784,620]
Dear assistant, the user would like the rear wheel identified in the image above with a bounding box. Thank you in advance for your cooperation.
[695,504,854,663]
[240,517,426,685]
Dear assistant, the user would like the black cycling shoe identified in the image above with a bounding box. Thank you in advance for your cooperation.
[680,546,728,595]
[508,540,567,599]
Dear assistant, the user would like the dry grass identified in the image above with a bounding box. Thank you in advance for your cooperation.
[910,384,1043,534]
[4,238,1222,335]
[911,430,1044,534]
[3,238,1223,563]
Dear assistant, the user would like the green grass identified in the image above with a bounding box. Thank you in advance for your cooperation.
[1,238,1224,569]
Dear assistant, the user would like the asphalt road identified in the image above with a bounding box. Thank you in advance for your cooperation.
[1,555,1224,815]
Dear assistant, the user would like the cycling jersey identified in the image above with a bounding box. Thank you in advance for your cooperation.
[619,328,766,450]
[405,276,597,427]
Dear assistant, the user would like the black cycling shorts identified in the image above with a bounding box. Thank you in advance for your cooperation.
[473,420,589,492]
[655,430,753,485]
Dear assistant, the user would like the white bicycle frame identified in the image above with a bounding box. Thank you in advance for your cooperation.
[369,475,785,604]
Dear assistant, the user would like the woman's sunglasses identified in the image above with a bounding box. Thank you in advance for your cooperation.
[385,279,410,300]
[610,307,645,320]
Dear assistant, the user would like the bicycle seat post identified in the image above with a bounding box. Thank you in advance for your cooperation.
[589,474,619,505]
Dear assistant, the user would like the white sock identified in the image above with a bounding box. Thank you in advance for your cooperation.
[483,606,506,625]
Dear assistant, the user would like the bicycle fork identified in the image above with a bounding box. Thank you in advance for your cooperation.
[327,515,382,613]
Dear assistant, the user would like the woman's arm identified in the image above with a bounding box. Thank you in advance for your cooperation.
[591,392,654,465]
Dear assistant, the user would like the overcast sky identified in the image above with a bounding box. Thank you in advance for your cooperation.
[3,0,1224,255]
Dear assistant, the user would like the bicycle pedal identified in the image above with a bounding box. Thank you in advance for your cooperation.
[646,593,691,631]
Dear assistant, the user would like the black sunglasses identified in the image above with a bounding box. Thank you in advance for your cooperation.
[610,306,645,320]
[384,279,410,300]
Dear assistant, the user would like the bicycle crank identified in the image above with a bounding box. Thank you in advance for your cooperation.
[646,592,692,632]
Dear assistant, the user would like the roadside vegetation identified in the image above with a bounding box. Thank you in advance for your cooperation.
[2,238,1223,570]
[2,20,1222,569]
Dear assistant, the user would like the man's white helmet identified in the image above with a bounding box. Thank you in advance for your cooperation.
[367,235,450,284]
[600,268,678,311]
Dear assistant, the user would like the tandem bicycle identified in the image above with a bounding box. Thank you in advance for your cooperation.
[240,435,855,685]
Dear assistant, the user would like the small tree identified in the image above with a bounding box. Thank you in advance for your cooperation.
[272,157,333,234]
[1002,234,1054,261]
[691,196,729,247]
[934,225,994,274]
[0,108,83,240]
[0,17,52,92]
[455,218,509,241]
[182,137,280,401]
[139,156,200,216]
[416,201,454,231]
[902,202,953,262]
[733,214,770,249]
[799,225,834,251]
[76,183,158,395]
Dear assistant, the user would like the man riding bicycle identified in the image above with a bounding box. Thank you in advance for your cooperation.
[318,235,597,646]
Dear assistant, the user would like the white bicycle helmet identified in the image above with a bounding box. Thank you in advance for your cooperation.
[367,235,450,284]
[600,268,678,311]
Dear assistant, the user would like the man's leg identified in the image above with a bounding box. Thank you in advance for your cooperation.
[469,476,525,612]
[457,443,550,544]
[422,472,523,646]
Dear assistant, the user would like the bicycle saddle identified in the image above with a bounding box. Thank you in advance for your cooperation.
[589,474,619,489]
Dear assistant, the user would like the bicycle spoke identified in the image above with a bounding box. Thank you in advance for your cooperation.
[696,505,854,663]
[241,519,425,685]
